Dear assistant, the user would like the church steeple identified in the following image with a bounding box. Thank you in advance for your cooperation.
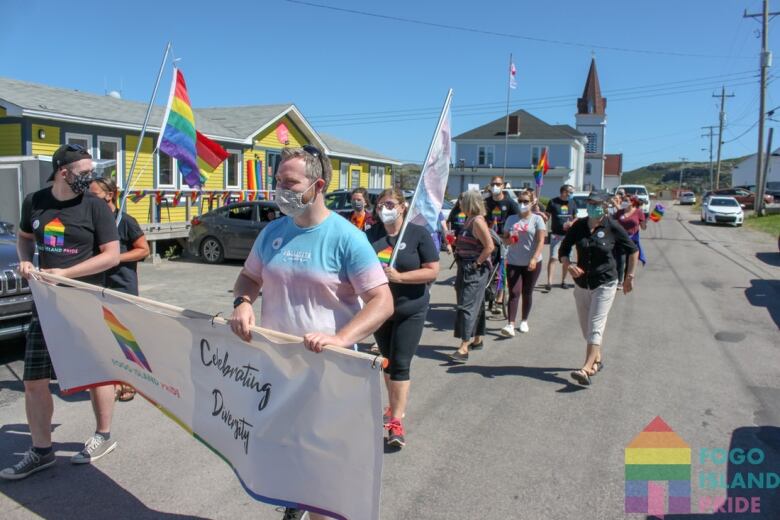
[577,58,606,115]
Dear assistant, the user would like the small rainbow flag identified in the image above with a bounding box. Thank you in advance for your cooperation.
[43,218,65,247]
[650,203,665,222]
[130,190,146,203]
[625,416,691,515]
[377,246,393,267]
[158,68,200,189]
[534,148,549,187]
[103,306,152,372]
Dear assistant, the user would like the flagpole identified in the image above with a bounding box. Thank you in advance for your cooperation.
[389,89,453,268]
[502,53,512,176]
[117,41,171,225]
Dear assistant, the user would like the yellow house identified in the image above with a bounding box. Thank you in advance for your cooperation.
[0,76,401,235]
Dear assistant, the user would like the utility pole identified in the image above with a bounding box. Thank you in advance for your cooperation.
[713,87,735,190]
[679,157,687,194]
[702,125,717,191]
[744,0,779,215]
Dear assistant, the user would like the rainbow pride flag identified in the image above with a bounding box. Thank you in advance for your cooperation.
[102,306,152,372]
[196,131,228,184]
[625,416,691,515]
[377,246,393,267]
[158,68,201,188]
[246,160,256,191]
[650,203,665,222]
[534,148,549,187]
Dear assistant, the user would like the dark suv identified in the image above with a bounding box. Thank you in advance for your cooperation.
[0,222,33,341]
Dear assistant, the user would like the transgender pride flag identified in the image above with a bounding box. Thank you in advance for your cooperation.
[395,89,453,268]
[157,68,202,188]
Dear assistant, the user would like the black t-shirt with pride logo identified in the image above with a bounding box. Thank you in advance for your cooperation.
[485,196,519,235]
[546,196,576,236]
[20,188,119,286]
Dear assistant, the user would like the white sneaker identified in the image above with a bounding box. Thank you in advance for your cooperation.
[500,324,516,337]
[519,321,530,333]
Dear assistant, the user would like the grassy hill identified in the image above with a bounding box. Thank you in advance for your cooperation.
[622,156,749,193]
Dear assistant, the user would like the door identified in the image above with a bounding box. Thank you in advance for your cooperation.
[267,152,282,190]
[0,165,22,225]
[223,204,257,258]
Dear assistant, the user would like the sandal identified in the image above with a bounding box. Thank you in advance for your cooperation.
[115,384,136,402]
[570,368,594,386]
[469,341,484,351]
[592,360,604,374]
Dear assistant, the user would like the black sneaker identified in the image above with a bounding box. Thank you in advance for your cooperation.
[0,448,56,480]
[544,283,552,292]
[281,508,307,520]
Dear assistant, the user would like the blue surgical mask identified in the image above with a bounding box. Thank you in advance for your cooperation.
[587,204,605,219]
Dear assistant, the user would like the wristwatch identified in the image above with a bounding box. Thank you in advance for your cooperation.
[233,296,251,309]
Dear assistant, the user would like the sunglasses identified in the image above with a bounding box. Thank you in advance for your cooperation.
[377,200,399,210]
[490,182,503,187]
[302,144,323,158]
[518,199,531,204]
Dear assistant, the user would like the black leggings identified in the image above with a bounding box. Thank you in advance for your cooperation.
[375,305,427,381]
[507,263,543,322]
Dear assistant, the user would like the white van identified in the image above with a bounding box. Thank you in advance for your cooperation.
[616,184,651,215]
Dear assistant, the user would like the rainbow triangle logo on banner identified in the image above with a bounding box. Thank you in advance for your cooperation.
[102,306,152,372]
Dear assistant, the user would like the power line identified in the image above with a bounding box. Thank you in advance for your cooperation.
[285,0,753,59]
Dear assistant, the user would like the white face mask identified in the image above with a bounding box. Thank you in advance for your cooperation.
[608,206,617,216]
[379,207,399,224]
[274,181,317,217]
[491,185,502,196]
[519,203,530,214]
[620,201,630,210]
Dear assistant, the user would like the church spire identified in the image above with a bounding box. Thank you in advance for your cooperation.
[577,58,606,115]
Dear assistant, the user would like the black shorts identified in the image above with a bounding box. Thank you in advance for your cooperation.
[374,304,427,382]
[23,312,56,381]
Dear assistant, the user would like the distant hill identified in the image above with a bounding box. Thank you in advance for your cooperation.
[394,163,422,190]
[622,156,749,192]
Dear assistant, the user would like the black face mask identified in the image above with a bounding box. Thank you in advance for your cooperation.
[65,171,95,195]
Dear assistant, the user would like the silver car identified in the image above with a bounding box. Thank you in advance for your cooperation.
[187,201,281,263]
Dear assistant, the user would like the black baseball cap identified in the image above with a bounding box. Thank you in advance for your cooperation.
[48,144,92,181]
[587,190,611,203]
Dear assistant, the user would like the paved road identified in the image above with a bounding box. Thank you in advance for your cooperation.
[1,203,778,519]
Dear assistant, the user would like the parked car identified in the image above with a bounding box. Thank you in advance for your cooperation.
[679,191,696,205]
[616,184,651,215]
[187,201,281,264]
[0,221,33,341]
[709,188,774,209]
[700,196,744,226]
[325,189,415,217]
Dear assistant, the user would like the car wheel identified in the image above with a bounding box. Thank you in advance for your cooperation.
[200,237,224,264]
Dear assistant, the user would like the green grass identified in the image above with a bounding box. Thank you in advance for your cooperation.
[744,214,780,237]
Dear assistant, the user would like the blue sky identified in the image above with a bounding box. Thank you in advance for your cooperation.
[2,0,778,170]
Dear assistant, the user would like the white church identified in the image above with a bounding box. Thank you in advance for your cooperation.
[450,58,622,198]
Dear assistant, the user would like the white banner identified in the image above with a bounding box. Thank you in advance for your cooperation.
[29,275,383,520]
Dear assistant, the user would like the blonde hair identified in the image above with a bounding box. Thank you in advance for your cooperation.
[280,146,332,192]
[460,190,486,217]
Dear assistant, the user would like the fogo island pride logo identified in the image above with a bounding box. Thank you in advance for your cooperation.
[625,416,692,515]
[103,306,152,372]
[43,218,65,247]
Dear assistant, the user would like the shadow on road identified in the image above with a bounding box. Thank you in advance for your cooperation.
[424,303,455,332]
[744,279,780,329]
[755,252,780,267]
[0,425,210,519]
[445,364,586,392]
[643,426,779,520]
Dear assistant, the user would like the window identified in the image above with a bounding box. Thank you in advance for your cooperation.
[585,162,592,176]
[227,205,253,221]
[585,133,598,153]
[340,162,349,190]
[225,151,242,189]
[350,168,360,189]
[531,146,549,167]
[65,133,92,156]
[97,136,122,187]
[477,145,494,166]
[369,165,385,189]
[157,153,176,188]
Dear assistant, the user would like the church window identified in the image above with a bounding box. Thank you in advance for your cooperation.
[585,133,598,153]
